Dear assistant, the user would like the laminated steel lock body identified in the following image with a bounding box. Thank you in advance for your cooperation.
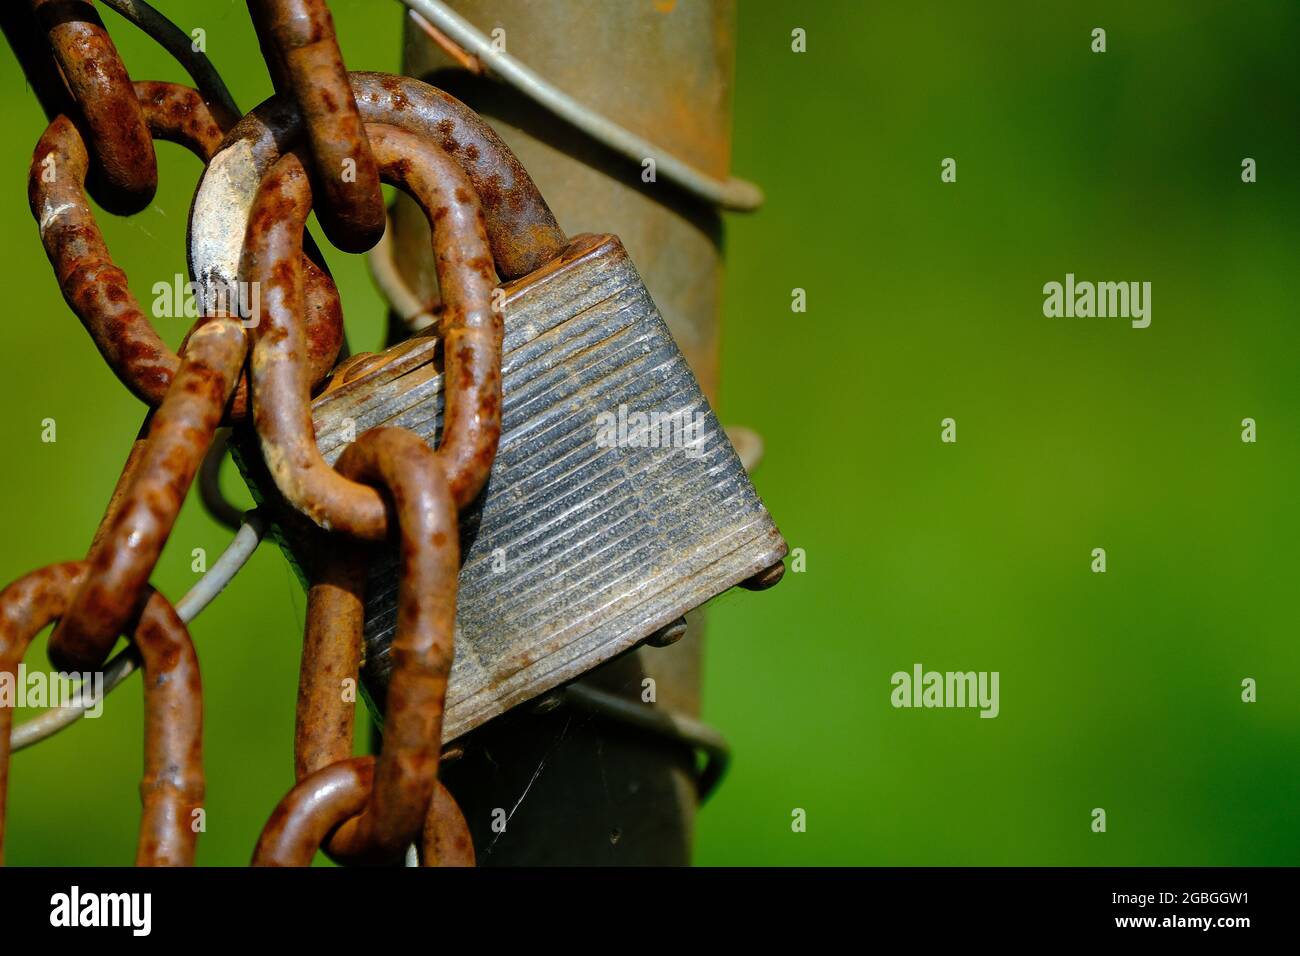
[189,74,786,742]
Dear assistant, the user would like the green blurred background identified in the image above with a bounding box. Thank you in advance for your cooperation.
[2,0,1297,865]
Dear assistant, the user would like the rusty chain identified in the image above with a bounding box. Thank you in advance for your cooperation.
[1,562,202,866]
[246,0,386,253]
[29,0,157,213]
[243,121,500,538]
[0,0,524,866]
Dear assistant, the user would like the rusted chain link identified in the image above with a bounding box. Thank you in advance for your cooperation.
[243,122,500,538]
[292,536,474,867]
[295,537,366,780]
[10,512,267,752]
[29,0,157,213]
[49,316,247,671]
[282,428,463,864]
[0,563,203,866]
[246,0,385,253]
[421,778,475,866]
[30,81,344,414]
[240,100,505,865]
[253,757,473,866]
[28,81,337,671]
[325,430,456,861]
[253,756,373,866]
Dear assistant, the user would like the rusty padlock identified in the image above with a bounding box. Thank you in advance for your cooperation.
[189,74,785,742]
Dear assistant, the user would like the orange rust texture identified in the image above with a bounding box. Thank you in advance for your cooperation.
[247,0,384,252]
[30,0,157,212]
[48,318,247,671]
[0,563,202,866]
[28,81,343,414]
[243,123,502,537]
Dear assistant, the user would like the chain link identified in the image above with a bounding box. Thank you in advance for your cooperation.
[247,0,386,253]
[30,0,157,212]
[1,562,202,866]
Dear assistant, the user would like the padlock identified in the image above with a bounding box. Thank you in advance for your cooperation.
[189,74,786,742]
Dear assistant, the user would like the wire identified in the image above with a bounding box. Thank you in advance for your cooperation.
[197,429,247,531]
[367,219,436,332]
[560,683,731,800]
[99,0,241,117]
[396,0,763,211]
[9,512,267,751]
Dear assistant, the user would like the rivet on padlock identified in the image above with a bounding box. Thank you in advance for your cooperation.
[644,617,690,648]
[190,73,787,743]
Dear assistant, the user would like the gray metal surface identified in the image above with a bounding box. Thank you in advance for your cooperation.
[308,233,785,741]
[398,0,744,865]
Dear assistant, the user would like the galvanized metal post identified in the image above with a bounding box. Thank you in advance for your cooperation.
[391,0,738,864]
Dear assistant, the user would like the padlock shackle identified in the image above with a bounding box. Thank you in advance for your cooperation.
[190,71,567,302]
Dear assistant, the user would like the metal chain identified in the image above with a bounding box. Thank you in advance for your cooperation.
[246,0,385,252]
[1,563,202,865]
[235,103,506,863]
[0,0,506,867]
[10,513,266,752]
[29,0,157,213]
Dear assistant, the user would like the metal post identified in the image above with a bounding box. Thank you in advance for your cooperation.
[391,0,739,864]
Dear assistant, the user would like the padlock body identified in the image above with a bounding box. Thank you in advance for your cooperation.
[243,234,785,741]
